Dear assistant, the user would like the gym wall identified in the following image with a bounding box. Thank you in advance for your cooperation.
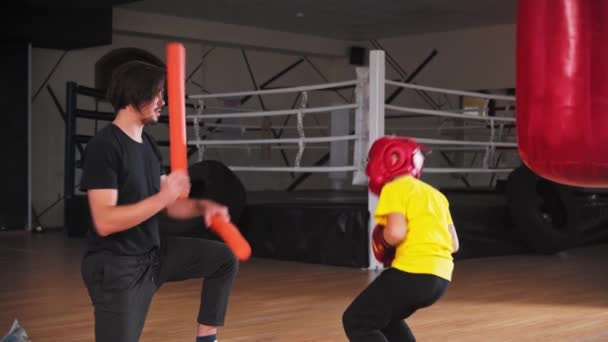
[31,10,518,229]
[0,41,30,230]
[31,11,354,229]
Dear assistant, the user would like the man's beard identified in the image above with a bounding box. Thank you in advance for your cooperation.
[141,116,158,125]
[139,110,160,125]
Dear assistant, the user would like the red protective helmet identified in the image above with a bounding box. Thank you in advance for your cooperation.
[365,136,427,195]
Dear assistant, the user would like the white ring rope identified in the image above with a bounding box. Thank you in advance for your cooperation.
[182,71,518,175]
[414,137,517,148]
[186,104,357,120]
[192,145,517,151]
[295,91,308,168]
[229,166,359,172]
[192,100,205,162]
[187,135,358,146]
[385,80,516,101]
[200,145,330,150]
[386,105,516,123]
[196,105,262,113]
[387,125,501,132]
[186,80,361,173]
[188,80,358,99]
[484,118,498,168]
[424,167,514,173]
[427,146,518,151]
[428,107,515,114]
[186,144,518,152]
[195,123,329,130]
[224,166,513,173]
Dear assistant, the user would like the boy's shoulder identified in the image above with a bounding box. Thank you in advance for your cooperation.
[394,175,433,189]
[401,176,448,200]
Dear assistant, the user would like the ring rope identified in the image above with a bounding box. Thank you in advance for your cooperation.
[186,104,357,120]
[386,105,516,123]
[188,80,358,99]
[385,80,516,101]
[187,135,358,146]
[295,91,308,167]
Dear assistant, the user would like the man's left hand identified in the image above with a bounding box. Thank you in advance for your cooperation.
[199,200,230,226]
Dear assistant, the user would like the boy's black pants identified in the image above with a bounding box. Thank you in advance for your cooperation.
[343,268,449,342]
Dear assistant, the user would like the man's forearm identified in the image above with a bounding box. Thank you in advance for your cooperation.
[165,198,224,221]
[94,192,170,236]
[166,198,212,219]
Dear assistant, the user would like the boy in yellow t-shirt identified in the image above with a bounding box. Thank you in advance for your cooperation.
[343,136,459,342]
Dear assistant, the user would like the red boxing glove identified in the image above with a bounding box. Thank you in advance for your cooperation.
[371,224,395,267]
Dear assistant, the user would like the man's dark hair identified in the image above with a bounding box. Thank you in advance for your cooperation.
[106,61,166,112]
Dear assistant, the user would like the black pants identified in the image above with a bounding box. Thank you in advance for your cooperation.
[81,236,239,342]
[342,268,449,342]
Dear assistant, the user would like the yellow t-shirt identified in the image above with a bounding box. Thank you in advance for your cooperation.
[374,175,455,281]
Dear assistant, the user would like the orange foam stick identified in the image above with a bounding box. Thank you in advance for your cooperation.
[166,42,189,198]
[209,215,252,261]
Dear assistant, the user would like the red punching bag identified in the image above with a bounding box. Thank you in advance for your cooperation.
[516,0,608,188]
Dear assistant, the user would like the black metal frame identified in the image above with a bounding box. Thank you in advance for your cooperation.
[63,82,110,236]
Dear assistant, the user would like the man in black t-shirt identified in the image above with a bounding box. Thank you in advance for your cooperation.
[80,61,238,342]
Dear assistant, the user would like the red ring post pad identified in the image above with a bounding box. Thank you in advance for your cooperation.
[209,214,252,261]
[167,42,189,197]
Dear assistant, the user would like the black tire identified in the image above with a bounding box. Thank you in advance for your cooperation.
[159,160,246,239]
[188,160,247,222]
[506,165,583,254]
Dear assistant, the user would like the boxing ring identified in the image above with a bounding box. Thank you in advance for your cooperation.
[182,50,523,270]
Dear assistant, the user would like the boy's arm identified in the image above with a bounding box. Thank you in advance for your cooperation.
[448,224,459,253]
[384,212,407,245]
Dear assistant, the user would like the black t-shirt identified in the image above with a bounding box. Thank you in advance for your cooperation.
[80,124,163,256]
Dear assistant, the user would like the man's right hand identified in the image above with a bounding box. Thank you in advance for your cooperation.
[160,170,191,203]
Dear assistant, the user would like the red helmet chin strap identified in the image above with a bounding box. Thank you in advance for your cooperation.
[410,150,425,178]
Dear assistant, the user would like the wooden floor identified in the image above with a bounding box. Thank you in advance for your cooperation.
[1,231,608,341]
